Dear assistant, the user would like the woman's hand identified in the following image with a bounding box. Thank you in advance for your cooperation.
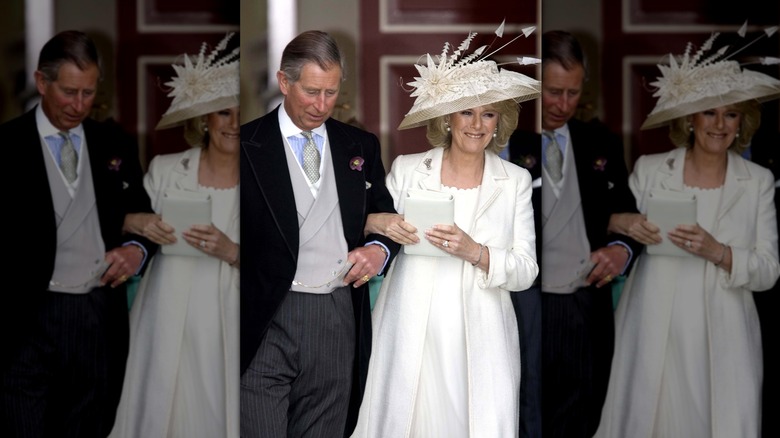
[183,223,239,265]
[608,213,662,245]
[425,224,488,269]
[123,213,176,245]
[365,212,419,245]
[668,224,731,271]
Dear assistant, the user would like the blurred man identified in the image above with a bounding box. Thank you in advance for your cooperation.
[1,30,155,437]
[535,30,640,438]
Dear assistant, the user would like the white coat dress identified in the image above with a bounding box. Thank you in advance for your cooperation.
[351,147,538,437]
[596,147,779,438]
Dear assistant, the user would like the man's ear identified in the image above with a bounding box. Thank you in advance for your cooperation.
[34,71,48,96]
[277,71,288,95]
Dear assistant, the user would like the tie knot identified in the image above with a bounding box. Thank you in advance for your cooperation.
[301,131,314,141]
[58,131,71,141]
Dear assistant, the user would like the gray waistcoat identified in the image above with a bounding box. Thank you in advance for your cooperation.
[283,138,350,294]
[541,142,592,294]
[41,137,106,293]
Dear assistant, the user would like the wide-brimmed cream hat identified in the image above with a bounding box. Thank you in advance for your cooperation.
[641,24,780,130]
[156,33,239,130]
[398,22,541,130]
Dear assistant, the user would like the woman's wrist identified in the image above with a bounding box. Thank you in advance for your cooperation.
[713,242,728,266]
[471,243,484,266]
[229,243,240,267]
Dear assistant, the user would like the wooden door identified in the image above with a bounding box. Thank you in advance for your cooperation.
[116,0,239,167]
[359,0,541,166]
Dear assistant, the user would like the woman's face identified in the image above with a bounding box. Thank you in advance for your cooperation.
[205,106,240,154]
[447,105,499,155]
[689,105,741,155]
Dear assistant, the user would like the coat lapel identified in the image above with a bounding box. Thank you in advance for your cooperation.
[657,148,685,192]
[328,120,366,248]
[417,148,443,191]
[718,152,749,221]
[475,152,505,222]
[241,109,299,260]
[171,147,201,192]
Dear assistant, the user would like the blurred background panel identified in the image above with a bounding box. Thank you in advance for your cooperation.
[0,0,239,168]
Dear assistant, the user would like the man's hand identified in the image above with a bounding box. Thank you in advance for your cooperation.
[343,244,387,288]
[100,244,144,288]
[586,245,630,288]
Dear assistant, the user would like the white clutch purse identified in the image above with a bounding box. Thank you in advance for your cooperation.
[402,188,455,257]
[645,189,697,257]
[160,189,212,257]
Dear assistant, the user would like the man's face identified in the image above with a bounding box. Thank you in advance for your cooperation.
[278,62,342,132]
[541,61,585,131]
[35,62,99,131]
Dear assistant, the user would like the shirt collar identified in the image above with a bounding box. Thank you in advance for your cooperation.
[278,102,328,140]
[35,104,85,141]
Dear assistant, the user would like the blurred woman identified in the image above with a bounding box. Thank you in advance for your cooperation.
[597,30,780,438]
[110,34,240,438]
[352,27,540,438]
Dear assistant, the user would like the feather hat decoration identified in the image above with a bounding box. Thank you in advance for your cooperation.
[156,33,240,130]
[398,21,541,130]
[641,22,780,130]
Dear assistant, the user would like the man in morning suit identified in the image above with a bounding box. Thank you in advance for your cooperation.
[240,30,400,437]
[535,30,641,438]
[0,31,155,437]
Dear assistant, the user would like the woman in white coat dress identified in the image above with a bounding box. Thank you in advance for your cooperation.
[351,26,541,438]
[598,30,780,438]
[110,35,240,438]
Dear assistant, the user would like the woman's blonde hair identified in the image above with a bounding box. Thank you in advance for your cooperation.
[183,116,210,148]
[668,100,761,154]
[426,99,520,153]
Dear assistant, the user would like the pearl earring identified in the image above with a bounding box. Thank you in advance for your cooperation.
[736,132,740,139]
[445,122,450,132]
[493,128,498,138]
[688,125,693,132]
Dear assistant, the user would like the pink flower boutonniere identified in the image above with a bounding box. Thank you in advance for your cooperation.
[514,155,537,170]
[350,156,365,171]
[108,157,122,171]
[593,157,607,172]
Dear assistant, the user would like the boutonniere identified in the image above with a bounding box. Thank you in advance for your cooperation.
[513,154,537,170]
[365,182,372,189]
[349,156,364,171]
[108,157,122,172]
[593,157,607,172]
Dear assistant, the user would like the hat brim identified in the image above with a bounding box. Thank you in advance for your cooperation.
[155,95,239,130]
[641,81,780,130]
[398,86,540,130]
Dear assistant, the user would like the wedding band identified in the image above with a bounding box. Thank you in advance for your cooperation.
[443,240,449,248]
[200,240,206,248]
[604,274,613,282]
[119,275,128,283]
[685,240,692,248]
[361,274,371,282]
